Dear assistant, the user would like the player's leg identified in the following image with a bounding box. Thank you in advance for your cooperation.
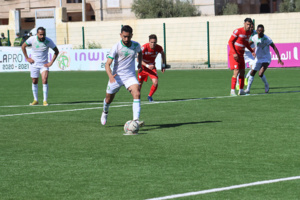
[229,54,241,96]
[237,57,246,95]
[148,78,158,102]
[137,71,146,91]
[258,63,270,93]
[30,67,40,105]
[126,77,144,126]
[235,73,240,90]
[231,68,239,96]
[245,62,262,94]
[238,68,246,95]
[101,79,122,125]
[41,68,49,106]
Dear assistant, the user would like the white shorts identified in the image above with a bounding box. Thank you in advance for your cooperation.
[246,59,256,70]
[106,75,139,94]
[30,64,49,78]
[253,61,270,71]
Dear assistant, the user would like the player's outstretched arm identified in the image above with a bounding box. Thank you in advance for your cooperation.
[271,43,284,65]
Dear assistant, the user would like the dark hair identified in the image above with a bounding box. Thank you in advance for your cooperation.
[37,27,46,32]
[257,24,264,30]
[121,25,133,34]
[149,34,157,40]
[244,18,253,23]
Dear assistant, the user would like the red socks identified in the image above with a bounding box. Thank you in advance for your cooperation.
[231,77,237,89]
[148,85,158,97]
[239,77,244,89]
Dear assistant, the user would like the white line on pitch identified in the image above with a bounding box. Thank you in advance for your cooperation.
[146,175,300,200]
[1,91,299,117]
[0,102,133,108]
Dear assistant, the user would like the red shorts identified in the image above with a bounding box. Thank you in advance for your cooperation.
[138,67,158,82]
[229,54,245,70]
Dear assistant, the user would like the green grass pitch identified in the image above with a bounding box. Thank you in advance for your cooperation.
[0,68,300,199]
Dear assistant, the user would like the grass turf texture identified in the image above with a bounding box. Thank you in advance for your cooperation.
[0,68,300,199]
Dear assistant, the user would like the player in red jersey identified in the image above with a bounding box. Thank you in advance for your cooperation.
[138,34,166,102]
[228,18,256,96]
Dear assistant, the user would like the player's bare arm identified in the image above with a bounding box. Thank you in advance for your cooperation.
[245,40,256,58]
[21,42,34,64]
[105,58,117,83]
[161,51,166,73]
[137,51,143,73]
[44,47,59,68]
[270,43,284,65]
[228,34,239,61]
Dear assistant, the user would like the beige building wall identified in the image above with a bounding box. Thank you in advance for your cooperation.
[55,11,300,63]
[3,8,300,64]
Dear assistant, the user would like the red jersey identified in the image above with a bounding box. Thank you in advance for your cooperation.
[228,27,253,56]
[142,43,164,67]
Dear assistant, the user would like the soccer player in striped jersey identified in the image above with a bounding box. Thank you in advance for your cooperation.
[138,34,166,102]
[228,18,256,96]
[100,25,144,126]
[245,24,284,94]
[236,22,257,90]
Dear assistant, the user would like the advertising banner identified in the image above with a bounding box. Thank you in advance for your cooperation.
[227,43,300,68]
[0,47,162,72]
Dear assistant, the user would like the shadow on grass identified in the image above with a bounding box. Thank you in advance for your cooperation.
[109,121,222,134]
[141,121,222,132]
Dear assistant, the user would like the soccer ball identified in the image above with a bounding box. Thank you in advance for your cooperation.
[124,120,139,135]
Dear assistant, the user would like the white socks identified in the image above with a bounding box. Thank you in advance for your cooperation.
[133,99,141,120]
[247,75,254,91]
[260,75,268,85]
[103,98,110,113]
[43,84,48,102]
[32,84,38,101]
[246,70,251,79]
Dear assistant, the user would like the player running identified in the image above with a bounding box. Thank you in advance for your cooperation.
[245,24,284,94]
[21,27,59,106]
[100,25,144,126]
[138,34,166,102]
[228,18,256,96]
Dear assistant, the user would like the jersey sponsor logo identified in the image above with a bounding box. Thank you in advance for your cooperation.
[234,65,237,69]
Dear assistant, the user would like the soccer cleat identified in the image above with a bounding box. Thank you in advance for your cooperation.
[135,120,144,127]
[29,100,39,105]
[43,101,48,106]
[244,78,248,86]
[265,83,269,93]
[101,112,108,125]
[244,89,250,94]
[238,90,246,95]
[230,91,237,96]
[148,96,153,102]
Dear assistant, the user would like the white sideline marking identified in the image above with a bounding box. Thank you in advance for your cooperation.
[0,95,237,117]
[1,90,299,117]
[0,102,132,108]
[146,176,300,200]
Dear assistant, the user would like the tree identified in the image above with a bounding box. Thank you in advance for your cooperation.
[222,3,238,15]
[279,0,300,12]
[131,0,200,19]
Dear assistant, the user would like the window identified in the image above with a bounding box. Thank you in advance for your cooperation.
[107,0,119,8]
[67,0,82,3]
